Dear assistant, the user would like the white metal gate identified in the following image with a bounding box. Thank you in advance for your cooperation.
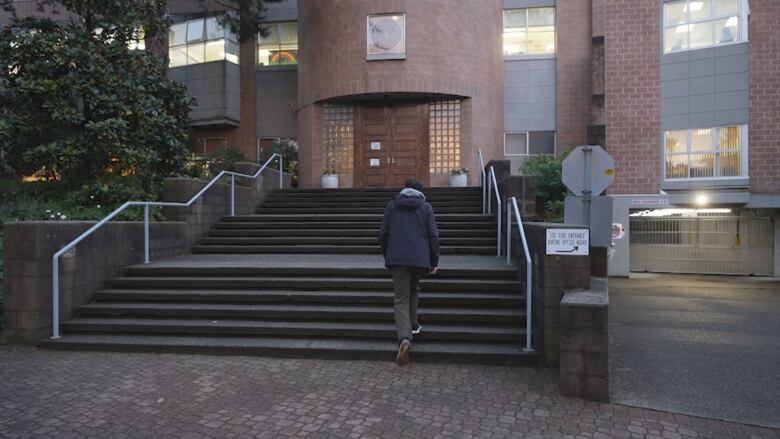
[630,213,774,275]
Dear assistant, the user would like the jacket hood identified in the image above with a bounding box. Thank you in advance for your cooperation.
[396,188,425,211]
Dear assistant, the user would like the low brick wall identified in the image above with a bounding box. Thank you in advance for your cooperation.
[560,288,609,402]
[509,222,591,367]
[2,166,290,345]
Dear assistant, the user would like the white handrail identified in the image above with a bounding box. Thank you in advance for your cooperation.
[50,153,283,339]
[489,166,502,257]
[507,197,533,352]
[477,150,486,214]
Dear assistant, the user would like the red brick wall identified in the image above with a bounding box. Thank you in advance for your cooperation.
[556,0,593,154]
[605,0,660,195]
[748,0,780,194]
[297,0,503,188]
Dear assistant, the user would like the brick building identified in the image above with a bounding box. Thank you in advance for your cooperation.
[2,0,778,276]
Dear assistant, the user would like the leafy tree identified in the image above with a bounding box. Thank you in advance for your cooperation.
[522,152,570,222]
[0,0,282,194]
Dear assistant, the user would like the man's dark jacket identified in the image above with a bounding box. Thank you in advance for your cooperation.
[378,188,440,269]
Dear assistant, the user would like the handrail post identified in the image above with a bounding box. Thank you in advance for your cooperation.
[487,175,492,214]
[51,256,60,339]
[497,201,502,257]
[507,204,512,265]
[143,204,150,264]
[230,174,236,217]
[279,155,283,189]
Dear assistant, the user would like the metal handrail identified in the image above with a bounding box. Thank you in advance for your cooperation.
[488,166,502,257]
[506,197,533,352]
[50,153,284,339]
[477,149,486,214]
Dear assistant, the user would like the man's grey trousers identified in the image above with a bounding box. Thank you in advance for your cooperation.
[390,266,425,343]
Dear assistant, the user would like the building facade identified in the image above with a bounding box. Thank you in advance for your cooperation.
[2,0,778,276]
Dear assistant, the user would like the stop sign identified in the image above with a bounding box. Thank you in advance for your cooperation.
[562,145,615,195]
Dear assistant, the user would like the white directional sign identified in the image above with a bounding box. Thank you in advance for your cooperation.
[562,145,615,196]
[546,229,590,256]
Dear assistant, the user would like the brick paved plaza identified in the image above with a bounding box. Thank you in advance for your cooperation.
[0,347,777,439]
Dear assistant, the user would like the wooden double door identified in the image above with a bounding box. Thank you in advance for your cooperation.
[354,102,429,187]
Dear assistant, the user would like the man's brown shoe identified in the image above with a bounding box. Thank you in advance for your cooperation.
[395,339,411,366]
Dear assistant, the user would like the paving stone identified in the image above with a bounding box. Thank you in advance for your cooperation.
[0,346,777,438]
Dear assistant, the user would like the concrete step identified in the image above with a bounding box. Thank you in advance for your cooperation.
[108,276,523,292]
[262,197,482,205]
[213,221,497,230]
[94,289,524,306]
[192,245,497,255]
[60,318,526,342]
[197,237,495,246]
[207,229,497,238]
[78,302,526,323]
[272,187,482,195]
[122,265,518,280]
[219,213,494,223]
[41,334,537,366]
[256,206,482,214]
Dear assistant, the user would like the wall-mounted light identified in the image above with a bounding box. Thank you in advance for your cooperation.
[695,194,708,206]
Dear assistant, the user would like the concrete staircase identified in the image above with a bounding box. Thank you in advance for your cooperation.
[43,187,536,365]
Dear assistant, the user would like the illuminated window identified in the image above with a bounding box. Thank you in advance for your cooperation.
[429,100,461,174]
[169,17,239,68]
[258,22,298,66]
[503,7,555,56]
[322,103,354,173]
[664,124,747,180]
[663,0,746,53]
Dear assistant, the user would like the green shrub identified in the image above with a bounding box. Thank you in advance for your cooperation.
[259,139,298,187]
[522,153,570,222]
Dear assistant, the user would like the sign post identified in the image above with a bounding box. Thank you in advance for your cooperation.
[562,145,615,228]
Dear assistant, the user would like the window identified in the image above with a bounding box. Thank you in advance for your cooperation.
[503,7,555,56]
[322,104,354,174]
[169,17,239,68]
[664,124,747,180]
[429,100,461,174]
[194,138,227,156]
[258,22,298,66]
[663,0,746,53]
[367,14,406,60]
[504,132,556,156]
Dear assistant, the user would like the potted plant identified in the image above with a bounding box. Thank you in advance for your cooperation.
[449,167,469,187]
[321,149,338,189]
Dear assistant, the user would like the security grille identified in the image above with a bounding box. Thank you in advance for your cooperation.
[630,213,773,275]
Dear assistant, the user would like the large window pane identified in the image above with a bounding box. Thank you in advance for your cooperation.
[715,0,739,16]
[528,8,554,26]
[687,0,712,21]
[258,23,279,44]
[665,1,687,26]
[719,151,740,176]
[225,40,239,64]
[689,22,714,48]
[187,42,205,64]
[169,23,186,46]
[504,133,528,156]
[528,30,555,54]
[666,129,688,154]
[186,19,204,42]
[280,22,298,44]
[665,25,689,52]
[205,39,225,62]
[169,46,187,67]
[718,125,740,149]
[503,9,526,28]
[691,128,712,151]
[529,132,555,155]
[503,30,527,55]
[666,155,689,179]
[206,17,224,40]
[715,17,738,43]
[689,153,715,178]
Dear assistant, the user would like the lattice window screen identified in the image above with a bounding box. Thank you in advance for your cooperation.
[429,100,461,174]
[322,103,354,173]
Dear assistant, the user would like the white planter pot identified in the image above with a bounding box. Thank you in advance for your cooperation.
[321,174,339,189]
[449,173,468,187]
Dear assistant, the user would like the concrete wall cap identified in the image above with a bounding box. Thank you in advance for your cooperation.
[561,290,608,307]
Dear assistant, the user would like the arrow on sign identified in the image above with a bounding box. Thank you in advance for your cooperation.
[555,246,579,253]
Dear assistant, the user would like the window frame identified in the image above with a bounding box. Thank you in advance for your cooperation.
[502,7,556,60]
[503,131,556,157]
[662,124,749,181]
[662,0,749,54]
[169,17,238,68]
[256,21,299,68]
[366,13,407,61]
